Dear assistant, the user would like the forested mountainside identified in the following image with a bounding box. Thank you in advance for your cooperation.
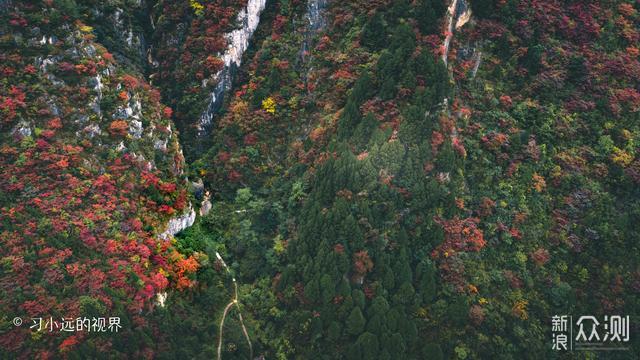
[1,0,639,359]
[0,0,206,356]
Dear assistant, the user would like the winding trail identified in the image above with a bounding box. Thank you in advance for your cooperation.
[215,252,253,360]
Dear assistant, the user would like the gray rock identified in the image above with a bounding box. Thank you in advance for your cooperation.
[159,206,196,239]
[197,0,267,135]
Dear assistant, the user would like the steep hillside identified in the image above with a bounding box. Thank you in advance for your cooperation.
[150,0,267,159]
[183,0,640,358]
[0,1,199,356]
[1,0,639,359]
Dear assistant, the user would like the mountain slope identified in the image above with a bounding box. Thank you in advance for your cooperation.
[0,1,198,356]
[1,0,639,358]
[183,0,640,358]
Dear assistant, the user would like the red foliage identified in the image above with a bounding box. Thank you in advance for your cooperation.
[452,137,467,157]
[163,107,173,118]
[478,197,495,217]
[59,335,80,352]
[531,248,551,266]
[352,250,373,276]
[272,14,287,34]
[204,55,224,73]
[0,16,199,353]
[363,285,375,299]
[469,304,485,326]
[121,74,140,90]
[431,131,445,154]
[332,69,356,80]
[47,117,62,129]
[481,132,509,151]
[309,127,326,142]
[510,227,523,239]
[432,217,486,259]
[23,64,36,74]
[158,204,175,215]
[0,85,26,123]
[243,133,258,145]
[228,169,242,182]
[217,151,231,163]
[158,182,177,194]
[499,95,513,108]
[503,270,523,289]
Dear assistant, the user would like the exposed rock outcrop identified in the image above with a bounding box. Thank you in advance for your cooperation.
[197,0,267,135]
[159,205,196,239]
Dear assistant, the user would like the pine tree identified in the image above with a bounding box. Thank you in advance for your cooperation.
[351,72,372,104]
[305,278,320,302]
[415,0,439,34]
[361,12,386,50]
[267,66,281,92]
[422,343,444,360]
[448,296,470,326]
[388,333,406,355]
[346,306,366,335]
[346,343,362,360]
[471,0,495,19]
[352,289,366,309]
[353,112,378,148]
[379,77,397,101]
[367,296,390,318]
[390,23,416,58]
[388,0,411,26]
[417,260,437,303]
[523,44,544,75]
[357,332,379,359]
[328,321,342,341]
[366,313,383,335]
[338,100,362,139]
[320,274,336,303]
[337,276,352,297]
[415,48,436,78]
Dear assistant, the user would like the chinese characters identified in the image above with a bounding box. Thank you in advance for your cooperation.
[552,315,630,351]
[29,317,122,333]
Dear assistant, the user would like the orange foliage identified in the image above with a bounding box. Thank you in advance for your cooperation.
[432,217,486,259]
[108,120,128,136]
[532,173,546,192]
[118,91,129,101]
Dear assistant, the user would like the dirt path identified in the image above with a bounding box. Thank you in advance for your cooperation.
[216,252,253,360]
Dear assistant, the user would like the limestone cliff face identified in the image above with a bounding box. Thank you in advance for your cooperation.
[442,0,470,66]
[197,0,267,135]
[89,0,153,71]
[301,0,329,62]
[160,205,196,239]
